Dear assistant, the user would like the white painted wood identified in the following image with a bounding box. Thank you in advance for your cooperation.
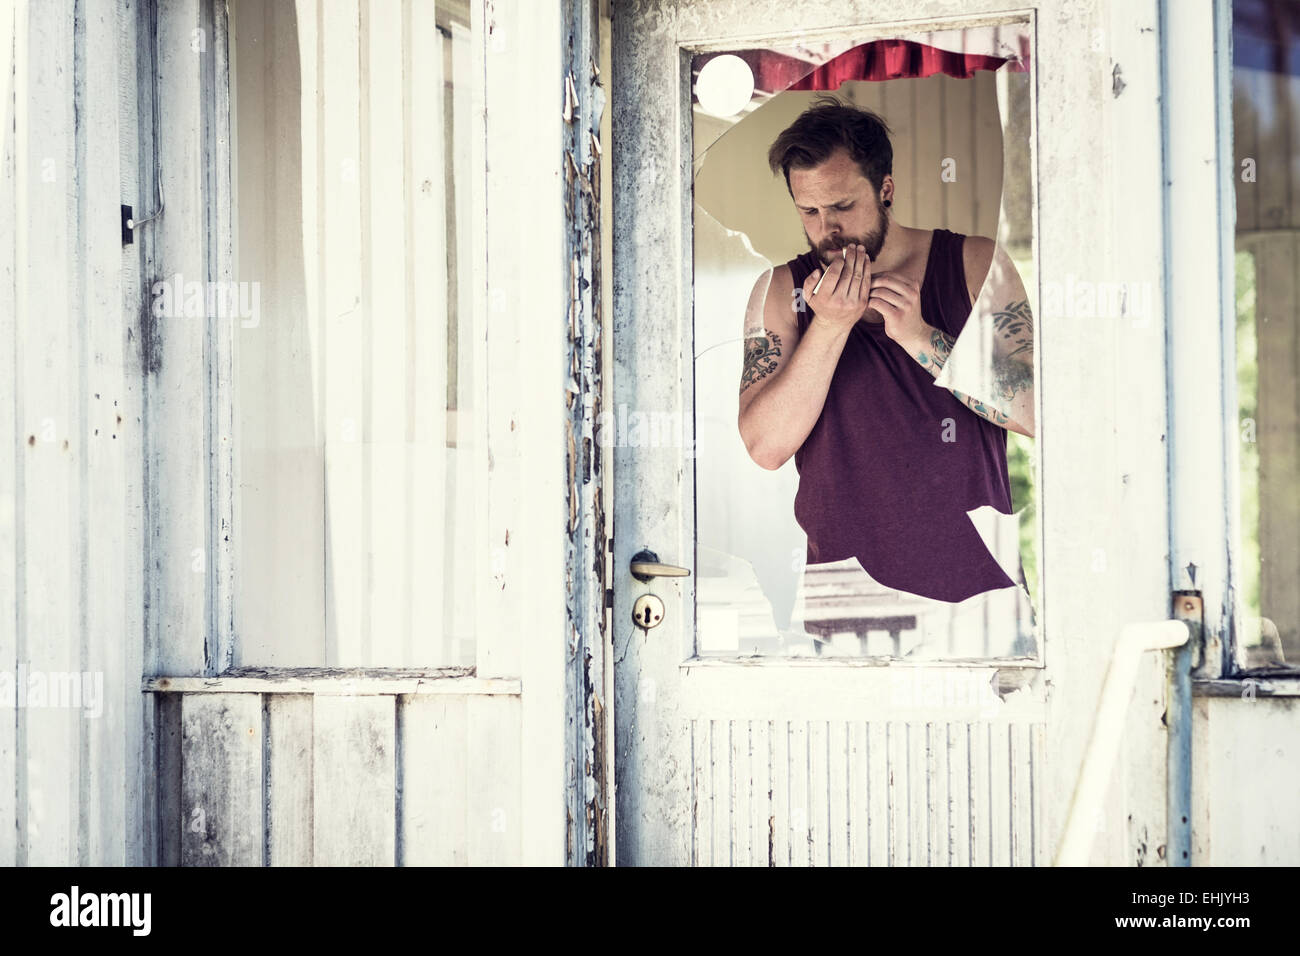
[478,0,567,866]
[613,1,1070,866]
[1200,696,1300,864]
[266,694,313,866]
[144,673,519,695]
[398,694,468,865]
[150,0,213,676]
[465,694,521,865]
[180,693,263,865]
[405,0,449,668]
[1165,0,1234,661]
[312,694,395,865]
[321,1,366,666]
[83,0,133,867]
[365,0,413,665]
[1094,0,1175,871]
[0,0,20,868]
[13,0,81,867]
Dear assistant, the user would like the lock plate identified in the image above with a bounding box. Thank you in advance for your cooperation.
[632,593,665,630]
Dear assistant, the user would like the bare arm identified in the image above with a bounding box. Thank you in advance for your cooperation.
[738,245,873,470]
[871,237,1035,437]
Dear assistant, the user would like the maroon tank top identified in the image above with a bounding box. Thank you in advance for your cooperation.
[787,228,1015,602]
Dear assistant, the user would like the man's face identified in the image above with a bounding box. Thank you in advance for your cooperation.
[788,147,890,267]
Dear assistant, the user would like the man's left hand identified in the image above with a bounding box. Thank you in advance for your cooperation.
[867,272,928,348]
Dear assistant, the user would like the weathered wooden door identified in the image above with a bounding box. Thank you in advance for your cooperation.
[610,0,1177,866]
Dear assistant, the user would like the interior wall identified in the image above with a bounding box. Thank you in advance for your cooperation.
[693,71,1005,267]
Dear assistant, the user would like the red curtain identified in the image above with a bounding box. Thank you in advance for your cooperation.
[788,38,1026,89]
[693,38,1028,98]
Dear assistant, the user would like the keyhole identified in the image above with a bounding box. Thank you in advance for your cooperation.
[641,605,653,625]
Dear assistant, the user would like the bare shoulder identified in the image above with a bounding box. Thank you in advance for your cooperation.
[746,263,798,335]
[960,234,996,305]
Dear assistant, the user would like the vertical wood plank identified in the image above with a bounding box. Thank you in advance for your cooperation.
[771,719,789,867]
[906,722,926,866]
[83,0,132,866]
[970,721,989,866]
[928,721,947,866]
[885,721,903,865]
[989,721,1012,866]
[16,0,79,866]
[466,694,521,864]
[151,0,212,676]
[1009,721,1027,865]
[364,0,413,664]
[948,721,971,866]
[267,694,313,866]
[788,719,809,866]
[321,0,365,665]
[866,721,887,866]
[0,0,20,868]
[181,694,263,866]
[711,718,730,865]
[312,694,395,865]
[750,719,771,867]
[690,717,704,865]
[730,718,752,866]
[405,0,448,665]
[155,693,183,867]
[398,694,468,865]
[827,720,849,866]
[808,719,828,866]
[848,721,868,867]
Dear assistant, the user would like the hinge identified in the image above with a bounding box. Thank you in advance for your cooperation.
[1173,591,1206,675]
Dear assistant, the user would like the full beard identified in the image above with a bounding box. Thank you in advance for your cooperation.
[808,205,890,268]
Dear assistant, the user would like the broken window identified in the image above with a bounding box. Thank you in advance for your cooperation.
[691,23,1039,659]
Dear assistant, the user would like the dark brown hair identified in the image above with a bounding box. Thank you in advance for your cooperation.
[767,94,893,195]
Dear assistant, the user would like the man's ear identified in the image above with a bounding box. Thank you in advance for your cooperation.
[880,174,894,204]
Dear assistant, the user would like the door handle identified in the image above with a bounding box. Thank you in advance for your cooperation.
[629,548,691,583]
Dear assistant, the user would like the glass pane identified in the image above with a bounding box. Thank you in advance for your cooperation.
[229,0,479,666]
[1231,0,1300,671]
[692,25,1039,660]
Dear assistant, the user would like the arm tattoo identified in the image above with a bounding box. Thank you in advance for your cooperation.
[991,299,1035,402]
[951,388,1011,426]
[915,327,955,374]
[740,331,783,393]
[992,299,1034,360]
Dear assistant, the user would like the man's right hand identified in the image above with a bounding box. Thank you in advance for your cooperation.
[801,243,873,333]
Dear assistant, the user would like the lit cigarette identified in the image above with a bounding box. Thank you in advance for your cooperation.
[810,247,846,296]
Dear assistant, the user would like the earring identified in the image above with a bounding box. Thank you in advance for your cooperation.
[883,199,892,207]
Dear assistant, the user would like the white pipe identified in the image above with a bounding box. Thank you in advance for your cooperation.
[1054,620,1190,866]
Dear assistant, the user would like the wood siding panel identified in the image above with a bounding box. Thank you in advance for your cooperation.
[180,694,263,865]
[312,694,396,865]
